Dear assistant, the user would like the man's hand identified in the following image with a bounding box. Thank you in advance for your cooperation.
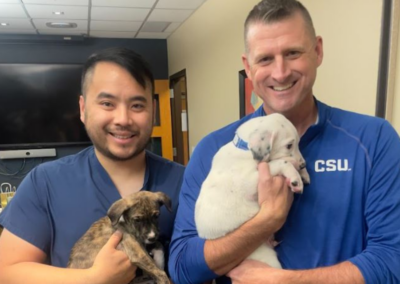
[89,230,137,284]
[227,259,284,284]
[257,162,294,233]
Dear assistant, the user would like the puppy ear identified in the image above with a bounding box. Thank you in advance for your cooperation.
[155,192,172,212]
[107,199,130,227]
[248,130,275,162]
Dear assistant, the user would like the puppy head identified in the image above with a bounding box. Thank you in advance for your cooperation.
[107,191,172,245]
[241,114,305,167]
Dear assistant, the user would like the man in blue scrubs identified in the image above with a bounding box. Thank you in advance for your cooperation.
[0,47,184,284]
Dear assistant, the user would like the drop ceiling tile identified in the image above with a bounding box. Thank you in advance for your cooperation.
[91,7,149,21]
[22,0,88,5]
[0,4,27,18]
[90,30,135,38]
[136,32,170,39]
[32,18,87,29]
[156,0,205,10]
[164,22,181,33]
[148,9,193,22]
[25,4,88,19]
[38,29,86,35]
[91,20,141,32]
[92,0,156,8]
[0,0,21,3]
[141,21,169,33]
[0,29,36,34]
[0,18,34,29]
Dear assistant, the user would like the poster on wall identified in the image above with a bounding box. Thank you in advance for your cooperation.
[239,70,262,118]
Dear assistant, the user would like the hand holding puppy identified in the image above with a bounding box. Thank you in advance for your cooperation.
[257,162,294,234]
[89,230,137,284]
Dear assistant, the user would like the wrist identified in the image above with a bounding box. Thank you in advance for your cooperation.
[255,205,285,234]
[85,267,101,284]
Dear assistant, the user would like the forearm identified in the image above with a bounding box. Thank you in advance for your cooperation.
[205,210,276,275]
[0,262,95,284]
[283,261,364,284]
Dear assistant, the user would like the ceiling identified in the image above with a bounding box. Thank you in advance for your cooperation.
[0,0,207,39]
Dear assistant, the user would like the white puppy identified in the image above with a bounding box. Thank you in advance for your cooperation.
[195,113,310,268]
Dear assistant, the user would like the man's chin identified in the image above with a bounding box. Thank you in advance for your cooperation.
[97,146,145,161]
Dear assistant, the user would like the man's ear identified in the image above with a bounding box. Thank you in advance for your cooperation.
[242,53,253,81]
[315,36,324,67]
[79,95,85,124]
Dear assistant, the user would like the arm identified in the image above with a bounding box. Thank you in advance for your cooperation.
[168,135,293,284]
[228,259,364,284]
[0,229,136,284]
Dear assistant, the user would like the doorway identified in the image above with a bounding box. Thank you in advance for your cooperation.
[170,70,189,165]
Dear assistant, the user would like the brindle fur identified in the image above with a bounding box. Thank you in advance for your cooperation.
[67,191,171,284]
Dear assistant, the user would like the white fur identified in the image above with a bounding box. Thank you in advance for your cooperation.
[151,248,165,270]
[195,113,310,268]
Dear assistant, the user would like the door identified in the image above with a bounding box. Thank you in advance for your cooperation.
[170,70,189,165]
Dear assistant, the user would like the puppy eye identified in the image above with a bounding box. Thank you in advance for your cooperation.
[133,217,142,222]
[286,143,293,150]
[153,213,160,219]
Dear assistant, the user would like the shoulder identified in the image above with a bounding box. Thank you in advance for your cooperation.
[328,106,385,127]
[30,146,94,179]
[188,115,256,177]
[320,104,400,163]
[195,115,254,157]
[326,106,398,140]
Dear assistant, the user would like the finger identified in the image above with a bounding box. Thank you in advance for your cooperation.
[258,162,272,179]
[106,230,123,249]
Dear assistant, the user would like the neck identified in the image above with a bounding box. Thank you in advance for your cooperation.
[95,149,146,179]
[286,103,318,137]
[266,96,318,137]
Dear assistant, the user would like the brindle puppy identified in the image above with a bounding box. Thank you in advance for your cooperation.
[68,191,171,284]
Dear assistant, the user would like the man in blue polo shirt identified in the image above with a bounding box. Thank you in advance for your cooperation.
[168,1,400,284]
[0,47,184,284]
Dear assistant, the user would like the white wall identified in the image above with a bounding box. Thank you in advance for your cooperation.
[167,0,383,149]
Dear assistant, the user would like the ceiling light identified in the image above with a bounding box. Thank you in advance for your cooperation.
[53,11,64,15]
[46,22,77,28]
[1,23,9,26]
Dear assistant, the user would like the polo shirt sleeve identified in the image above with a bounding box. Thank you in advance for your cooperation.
[0,166,51,253]
[168,137,220,284]
[349,121,400,284]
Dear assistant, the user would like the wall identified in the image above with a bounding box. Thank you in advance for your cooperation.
[391,0,400,134]
[0,38,169,188]
[167,0,383,151]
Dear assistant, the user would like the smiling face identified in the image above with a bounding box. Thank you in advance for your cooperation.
[79,61,153,161]
[242,12,323,117]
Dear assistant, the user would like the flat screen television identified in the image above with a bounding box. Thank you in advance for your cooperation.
[0,63,91,156]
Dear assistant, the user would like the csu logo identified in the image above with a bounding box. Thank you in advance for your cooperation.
[315,159,351,172]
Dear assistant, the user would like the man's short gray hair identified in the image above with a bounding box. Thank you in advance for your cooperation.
[244,0,316,53]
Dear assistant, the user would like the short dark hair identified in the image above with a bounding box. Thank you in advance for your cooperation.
[81,47,155,97]
[244,0,316,52]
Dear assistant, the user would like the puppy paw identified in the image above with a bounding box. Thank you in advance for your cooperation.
[287,176,303,193]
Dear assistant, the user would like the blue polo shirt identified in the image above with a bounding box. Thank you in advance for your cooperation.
[168,100,400,284]
[0,146,185,268]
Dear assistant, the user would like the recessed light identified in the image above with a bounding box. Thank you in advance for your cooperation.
[1,23,9,26]
[46,22,77,28]
[53,11,64,15]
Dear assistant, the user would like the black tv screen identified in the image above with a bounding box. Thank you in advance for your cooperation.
[0,63,91,149]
